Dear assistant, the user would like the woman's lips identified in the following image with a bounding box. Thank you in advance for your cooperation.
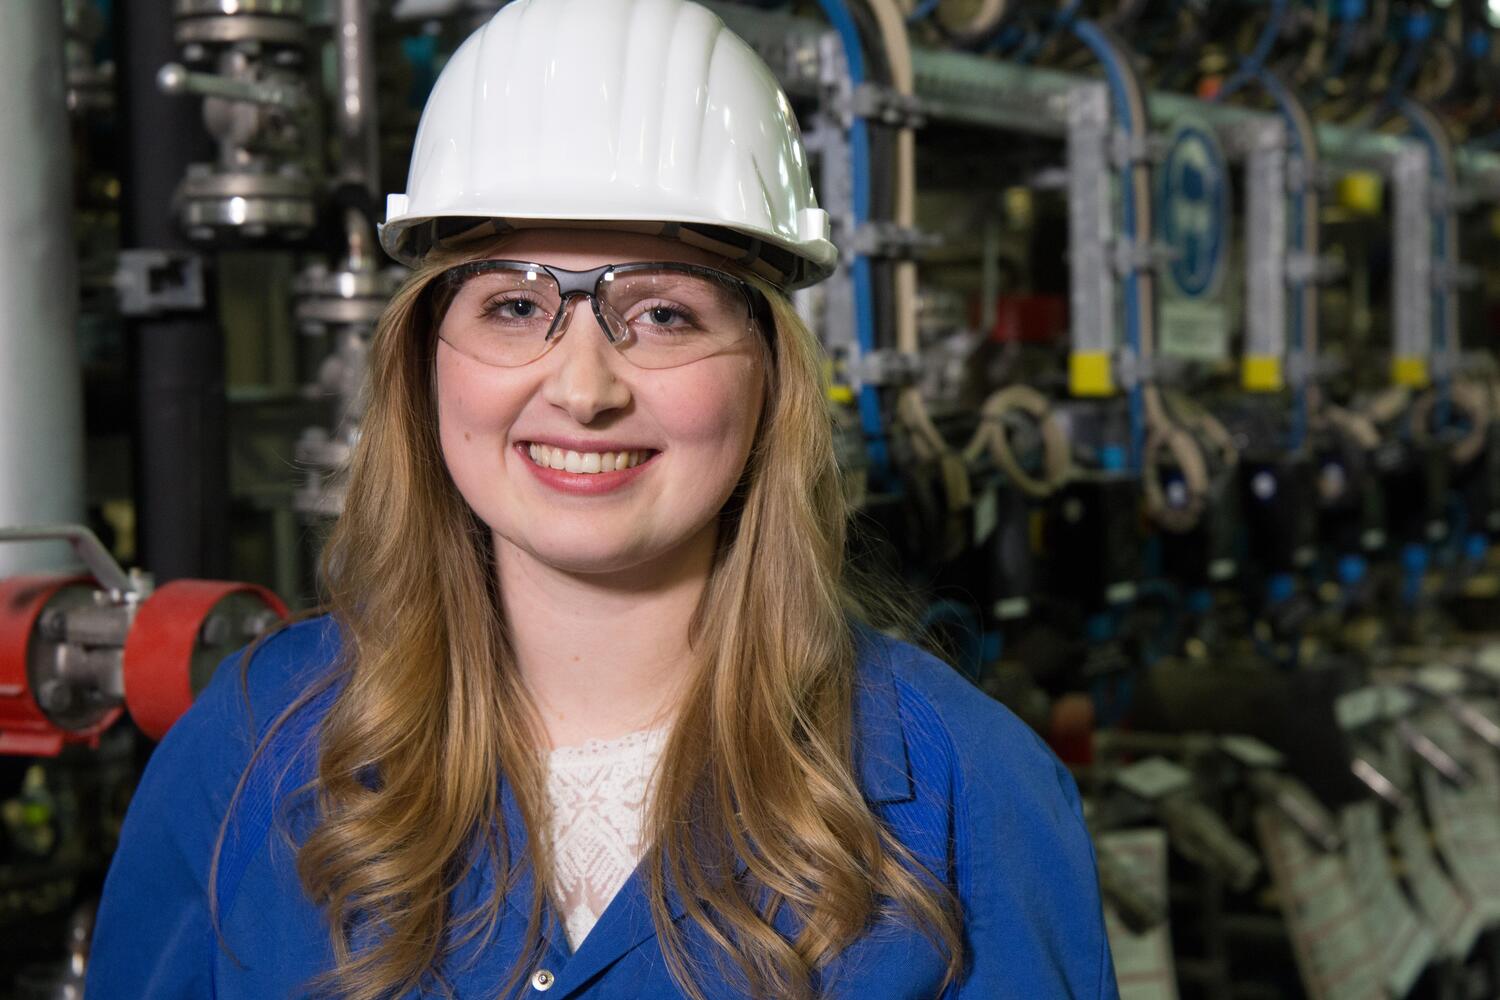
[515,442,658,495]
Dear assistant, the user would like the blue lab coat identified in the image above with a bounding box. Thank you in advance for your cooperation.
[88,616,1119,998]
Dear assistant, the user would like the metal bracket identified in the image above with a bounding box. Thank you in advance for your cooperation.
[1431,182,1473,214]
[1114,347,1144,389]
[1430,348,1460,382]
[1285,154,1317,195]
[1283,349,1314,389]
[0,524,145,600]
[114,249,205,317]
[1223,117,1284,159]
[1108,126,1153,169]
[846,222,940,259]
[1433,261,1479,291]
[846,348,922,387]
[1110,236,1158,276]
[1285,252,1344,285]
[847,82,925,129]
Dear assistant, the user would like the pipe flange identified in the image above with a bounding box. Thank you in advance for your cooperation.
[175,0,304,15]
[0,575,123,755]
[293,427,350,517]
[176,168,315,240]
[293,265,401,300]
[294,265,400,328]
[175,15,307,48]
[295,296,388,327]
[121,580,288,742]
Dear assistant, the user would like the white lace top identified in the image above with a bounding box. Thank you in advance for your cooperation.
[545,725,670,951]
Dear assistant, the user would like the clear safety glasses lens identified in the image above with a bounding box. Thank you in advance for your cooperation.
[437,262,757,369]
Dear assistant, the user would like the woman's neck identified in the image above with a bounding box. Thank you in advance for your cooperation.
[494,521,715,750]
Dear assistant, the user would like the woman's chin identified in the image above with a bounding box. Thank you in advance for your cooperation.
[499,531,657,577]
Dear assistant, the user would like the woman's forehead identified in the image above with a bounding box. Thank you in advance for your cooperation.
[476,227,734,271]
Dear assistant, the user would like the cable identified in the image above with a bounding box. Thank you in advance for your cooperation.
[931,0,1011,46]
[1411,380,1488,465]
[1217,0,1289,102]
[905,0,941,23]
[1072,20,1214,531]
[865,0,953,463]
[961,385,1074,498]
[1017,0,1083,64]
[815,0,892,482]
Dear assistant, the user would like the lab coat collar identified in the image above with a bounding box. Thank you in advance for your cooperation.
[502,623,917,994]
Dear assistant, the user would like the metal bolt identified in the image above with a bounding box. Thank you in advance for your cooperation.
[36,680,73,714]
[37,609,68,642]
[200,613,231,647]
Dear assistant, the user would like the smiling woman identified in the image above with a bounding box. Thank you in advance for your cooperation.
[86,0,1117,998]
[434,230,771,573]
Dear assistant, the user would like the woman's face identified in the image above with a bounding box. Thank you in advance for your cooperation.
[434,229,768,576]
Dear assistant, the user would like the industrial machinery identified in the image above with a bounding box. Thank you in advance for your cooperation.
[18,0,1500,995]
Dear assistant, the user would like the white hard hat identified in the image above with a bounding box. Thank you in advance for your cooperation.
[380,0,837,289]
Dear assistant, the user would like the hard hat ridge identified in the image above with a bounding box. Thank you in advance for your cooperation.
[380,0,837,289]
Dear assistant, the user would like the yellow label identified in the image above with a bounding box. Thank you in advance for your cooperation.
[1241,355,1284,392]
[1069,351,1114,397]
[1336,171,1382,217]
[823,357,854,404]
[1392,356,1430,388]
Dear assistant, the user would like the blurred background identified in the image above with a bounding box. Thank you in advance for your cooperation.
[14,0,1500,996]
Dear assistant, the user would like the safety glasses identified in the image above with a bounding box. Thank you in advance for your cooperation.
[433,259,768,370]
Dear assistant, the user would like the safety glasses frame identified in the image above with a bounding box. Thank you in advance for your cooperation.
[436,258,770,354]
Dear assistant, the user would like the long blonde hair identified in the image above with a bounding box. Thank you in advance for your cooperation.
[209,242,963,999]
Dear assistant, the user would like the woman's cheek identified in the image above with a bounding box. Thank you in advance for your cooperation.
[655,360,762,480]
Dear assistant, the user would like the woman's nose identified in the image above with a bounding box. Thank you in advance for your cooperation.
[539,296,633,423]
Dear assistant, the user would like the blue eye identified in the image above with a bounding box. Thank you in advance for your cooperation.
[481,295,546,324]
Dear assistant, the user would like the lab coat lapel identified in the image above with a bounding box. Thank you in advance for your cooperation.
[542,861,687,996]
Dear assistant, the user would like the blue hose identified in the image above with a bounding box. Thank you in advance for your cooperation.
[1016,0,1082,63]
[1218,0,1289,101]
[815,0,891,482]
[906,0,942,24]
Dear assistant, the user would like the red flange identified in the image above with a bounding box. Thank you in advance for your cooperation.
[0,574,116,756]
[122,580,289,742]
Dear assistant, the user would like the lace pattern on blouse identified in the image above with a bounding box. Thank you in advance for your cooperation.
[545,725,670,951]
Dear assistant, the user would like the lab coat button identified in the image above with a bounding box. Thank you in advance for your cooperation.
[531,968,555,991]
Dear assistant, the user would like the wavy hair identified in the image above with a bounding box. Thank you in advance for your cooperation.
[208,240,963,1000]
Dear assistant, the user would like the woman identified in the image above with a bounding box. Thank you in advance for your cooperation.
[88,1,1116,997]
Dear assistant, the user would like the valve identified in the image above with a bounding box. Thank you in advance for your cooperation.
[0,525,287,752]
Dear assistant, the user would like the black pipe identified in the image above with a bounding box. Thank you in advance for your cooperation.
[113,2,228,581]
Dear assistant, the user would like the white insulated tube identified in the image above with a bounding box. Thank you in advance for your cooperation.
[0,0,86,574]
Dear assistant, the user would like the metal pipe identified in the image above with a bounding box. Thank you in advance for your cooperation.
[336,0,379,197]
[0,524,136,595]
[336,0,380,269]
[0,0,86,576]
[116,0,229,582]
[157,62,308,111]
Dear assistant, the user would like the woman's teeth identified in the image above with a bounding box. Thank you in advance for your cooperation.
[526,443,652,474]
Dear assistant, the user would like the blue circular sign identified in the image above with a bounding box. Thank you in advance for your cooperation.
[1157,122,1230,300]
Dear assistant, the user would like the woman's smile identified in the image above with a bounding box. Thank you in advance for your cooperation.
[516,441,661,495]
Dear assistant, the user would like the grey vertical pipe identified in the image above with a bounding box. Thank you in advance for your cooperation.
[1392,145,1432,376]
[1066,83,1115,363]
[1244,120,1288,370]
[336,0,380,196]
[0,1,86,575]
